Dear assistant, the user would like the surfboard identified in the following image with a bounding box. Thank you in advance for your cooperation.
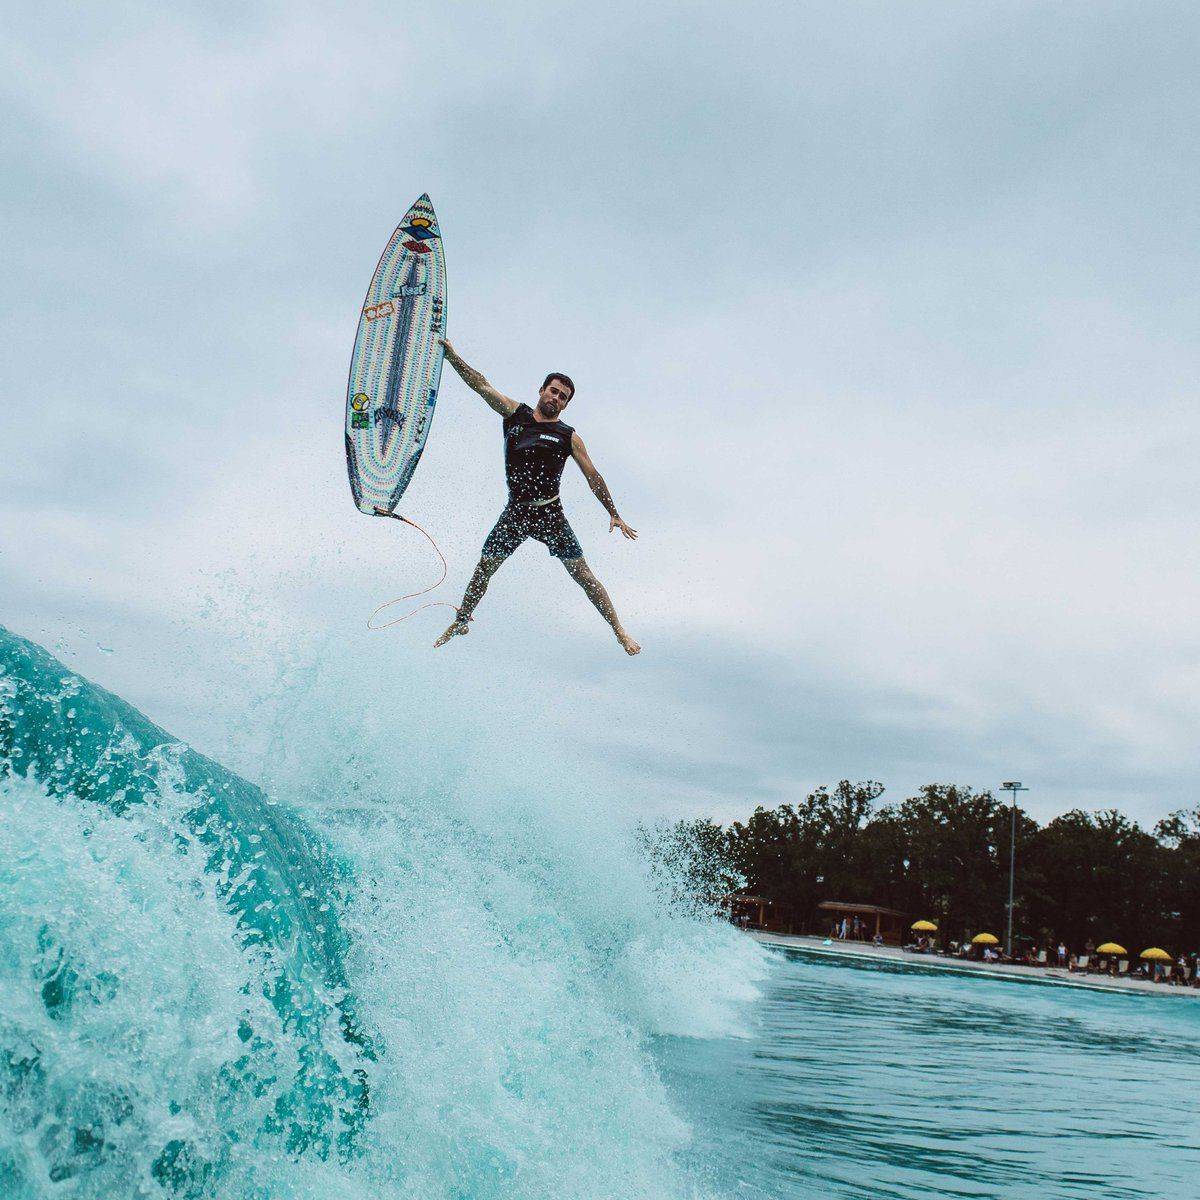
[345,194,447,515]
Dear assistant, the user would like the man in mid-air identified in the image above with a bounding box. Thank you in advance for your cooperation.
[435,339,641,656]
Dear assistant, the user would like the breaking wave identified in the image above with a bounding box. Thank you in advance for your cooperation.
[0,626,764,1199]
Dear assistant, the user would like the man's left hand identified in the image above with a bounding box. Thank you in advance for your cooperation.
[610,516,638,540]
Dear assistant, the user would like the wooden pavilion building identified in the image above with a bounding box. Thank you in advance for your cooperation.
[817,901,911,945]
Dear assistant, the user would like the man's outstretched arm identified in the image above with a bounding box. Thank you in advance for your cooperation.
[571,434,638,540]
[441,339,519,417]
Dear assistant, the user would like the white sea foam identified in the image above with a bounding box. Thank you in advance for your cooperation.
[0,628,764,1199]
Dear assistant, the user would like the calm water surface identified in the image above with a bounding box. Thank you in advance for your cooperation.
[662,946,1200,1199]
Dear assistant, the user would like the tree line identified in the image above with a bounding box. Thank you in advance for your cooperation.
[663,782,1200,953]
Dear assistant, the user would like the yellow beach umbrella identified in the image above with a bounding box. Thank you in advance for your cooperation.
[971,933,1000,946]
[1140,947,1172,962]
[1095,942,1127,956]
[911,920,938,932]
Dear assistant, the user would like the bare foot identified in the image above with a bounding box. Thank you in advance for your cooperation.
[434,620,470,648]
[617,631,641,656]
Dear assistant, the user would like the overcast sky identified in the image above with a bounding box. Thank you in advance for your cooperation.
[3,1,1199,828]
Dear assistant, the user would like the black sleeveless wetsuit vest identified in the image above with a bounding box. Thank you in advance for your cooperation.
[502,404,575,502]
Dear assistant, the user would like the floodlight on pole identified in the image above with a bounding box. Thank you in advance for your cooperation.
[1001,781,1029,958]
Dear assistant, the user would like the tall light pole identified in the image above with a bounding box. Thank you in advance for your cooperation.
[1001,781,1029,958]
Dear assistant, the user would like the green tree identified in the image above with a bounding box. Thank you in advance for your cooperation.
[665,779,1194,955]
[1024,809,1168,951]
[1155,806,1200,951]
[875,784,1033,942]
[637,816,743,913]
[726,782,883,927]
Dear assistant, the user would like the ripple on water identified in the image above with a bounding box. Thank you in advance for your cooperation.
[658,945,1200,1200]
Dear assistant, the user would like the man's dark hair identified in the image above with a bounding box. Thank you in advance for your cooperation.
[540,372,575,399]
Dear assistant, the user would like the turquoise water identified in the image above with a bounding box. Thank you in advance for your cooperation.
[662,946,1200,1199]
[0,627,763,1199]
[5,624,1197,1199]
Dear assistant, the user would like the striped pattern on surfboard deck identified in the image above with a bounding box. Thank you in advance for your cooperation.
[345,194,447,515]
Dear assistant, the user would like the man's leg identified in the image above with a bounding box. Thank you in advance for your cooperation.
[562,557,641,656]
[434,555,507,647]
[437,504,526,648]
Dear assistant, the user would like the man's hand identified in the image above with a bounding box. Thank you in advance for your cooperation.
[610,515,638,540]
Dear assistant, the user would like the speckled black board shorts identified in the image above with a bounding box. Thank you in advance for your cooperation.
[482,499,583,560]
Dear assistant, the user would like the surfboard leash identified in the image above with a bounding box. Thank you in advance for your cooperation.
[366,510,468,631]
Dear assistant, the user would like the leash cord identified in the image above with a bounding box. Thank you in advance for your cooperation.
[366,510,464,631]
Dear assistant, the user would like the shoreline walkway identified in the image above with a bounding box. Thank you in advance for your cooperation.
[751,932,1200,999]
